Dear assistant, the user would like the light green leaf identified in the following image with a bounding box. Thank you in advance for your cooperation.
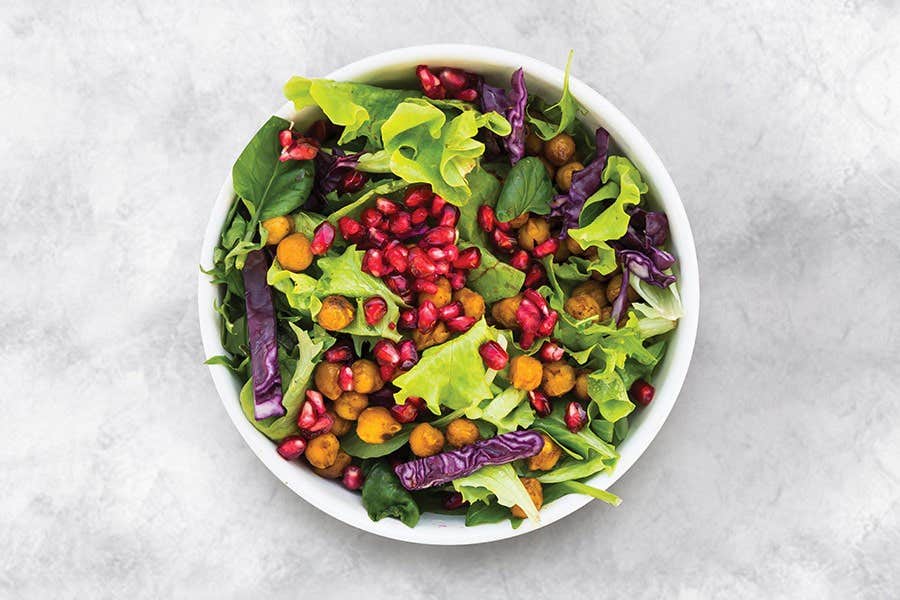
[467,387,535,434]
[542,480,621,507]
[453,464,539,522]
[526,51,583,140]
[267,258,318,314]
[536,451,618,484]
[314,246,404,305]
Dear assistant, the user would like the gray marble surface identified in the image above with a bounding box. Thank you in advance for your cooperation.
[2,1,899,598]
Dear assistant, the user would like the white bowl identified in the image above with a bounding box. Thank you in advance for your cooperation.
[198,44,699,545]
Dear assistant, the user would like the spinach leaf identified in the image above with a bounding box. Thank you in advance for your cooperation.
[361,460,420,527]
[462,242,525,304]
[465,501,510,526]
[494,157,553,222]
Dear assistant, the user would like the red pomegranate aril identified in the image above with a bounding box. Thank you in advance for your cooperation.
[426,247,448,262]
[443,244,460,262]
[410,207,429,225]
[296,400,317,429]
[528,390,552,417]
[438,205,460,228]
[390,402,419,424]
[443,491,468,510]
[524,262,546,288]
[539,341,565,362]
[532,238,560,258]
[479,341,509,370]
[397,340,419,370]
[403,184,433,208]
[276,436,307,460]
[433,260,451,276]
[388,211,413,235]
[305,390,327,417]
[438,301,463,321]
[361,207,383,228]
[385,273,411,295]
[494,219,512,232]
[310,222,336,255]
[398,309,418,330]
[416,65,446,99]
[429,195,447,218]
[565,401,588,432]
[338,365,354,391]
[452,246,481,270]
[400,289,415,305]
[375,196,399,215]
[524,289,549,316]
[454,88,478,102]
[337,216,364,242]
[519,331,536,349]
[417,300,439,333]
[373,340,400,366]
[492,228,517,253]
[362,248,389,277]
[446,315,476,333]
[324,343,353,363]
[384,242,410,273]
[283,140,318,161]
[366,227,390,250]
[408,248,437,278]
[421,226,456,247]
[363,296,388,325]
[537,310,559,337]
[339,170,367,194]
[510,249,530,270]
[342,465,364,490]
[448,270,467,290]
[477,205,496,232]
[278,129,294,148]
[412,278,439,294]
[379,363,397,383]
[516,297,543,332]
[438,67,468,92]
[630,379,655,406]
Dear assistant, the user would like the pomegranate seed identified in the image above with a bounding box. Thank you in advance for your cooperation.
[427,247,448,262]
[510,249,530,271]
[304,119,329,143]
[438,204,460,227]
[492,228,517,253]
[369,387,395,407]
[276,436,307,460]
[539,341,565,362]
[565,401,587,432]
[438,301,463,321]
[448,270,467,290]
[433,260,451,276]
[417,301,438,333]
[366,227,390,249]
[297,400,317,429]
[363,296,388,325]
[278,129,294,148]
[324,343,353,363]
[338,365,354,391]
[397,340,419,370]
[375,196,399,215]
[281,139,319,161]
[516,297,542,329]
[479,341,509,370]
[454,88,478,102]
[342,465,364,490]
[495,219,511,232]
[379,363,396,382]
[362,248,389,277]
[390,402,419,424]
[398,309,418,330]
[429,195,447,218]
[537,310,559,337]
[403,184,433,208]
[337,217,364,242]
[443,244,460,262]
[529,390,552,417]
[410,206,429,224]
[630,379,655,406]
[305,390,327,417]
[373,340,400,366]
[452,247,481,270]
[477,205,496,232]
[532,238,560,258]
[384,242,410,273]
[388,211,412,235]
[446,316,476,332]
[310,222,336,255]
[412,278,439,294]
[524,289,549,317]
[421,226,456,247]
[339,170,367,194]
[384,273,411,295]
[361,208,383,229]
[438,67,469,92]
[408,248,437,278]
[524,262,546,288]
[406,396,426,411]
[416,65,446,99]
[443,491,468,510]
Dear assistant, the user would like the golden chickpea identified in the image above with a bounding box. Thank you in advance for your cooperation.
[517,218,551,251]
[509,355,543,391]
[314,362,343,401]
[555,161,584,192]
[317,295,355,331]
[491,294,523,329]
[527,434,562,471]
[574,372,590,401]
[564,294,601,320]
[445,418,480,448]
[276,233,313,272]
[350,359,383,394]
[262,216,293,246]
[452,288,485,319]
[305,433,339,469]
[543,133,576,166]
[412,321,451,350]
[541,361,576,397]
[409,423,445,457]
[524,129,543,156]
[511,477,544,518]
[565,236,583,255]
[312,450,351,478]
[606,274,639,304]
[356,407,402,444]
[334,391,369,420]
[572,280,609,308]
[506,213,530,228]
[418,277,452,308]
[599,305,613,323]
[327,410,352,437]
[539,156,556,179]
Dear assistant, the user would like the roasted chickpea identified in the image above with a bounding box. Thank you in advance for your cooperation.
[276,233,313,272]
[491,294,523,329]
[555,161,584,192]
[412,321,451,350]
[334,391,369,420]
[356,407,401,444]
[409,423,445,457]
[574,372,590,401]
[317,295,355,331]
[541,360,576,397]
[327,410,352,437]
[517,218,551,251]
[506,213,530,228]
[572,280,609,308]
[606,274,639,304]
[524,129,543,156]
[564,294,601,320]
[314,362,343,400]
[554,240,571,262]
[445,418,480,448]
[511,478,544,518]
[312,450,351,478]
[539,156,556,179]
[510,355,543,391]
[543,133,576,166]
[262,215,293,246]
[527,433,562,471]
[305,433,339,469]
[599,305,614,323]
[565,236,583,255]
[452,288,485,319]
[351,359,383,394]
[418,276,452,308]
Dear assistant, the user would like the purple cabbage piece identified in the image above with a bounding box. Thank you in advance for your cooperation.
[550,127,610,238]
[479,80,509,114]
[306,149,363,211]
[478,68,528,164]
[610,207,677,293]
[242,250,285,420]
[393,430,545,491]
[610,266,630,326]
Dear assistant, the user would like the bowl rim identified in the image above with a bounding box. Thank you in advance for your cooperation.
[198,44,699,545]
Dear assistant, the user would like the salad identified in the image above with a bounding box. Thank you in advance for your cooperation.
[205,54,683,528]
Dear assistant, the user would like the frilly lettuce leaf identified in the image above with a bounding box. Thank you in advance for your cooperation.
[535,451,618,484]
[314,246,404,305]
[465,387,535,434]
[452,464,539,522]
[267,258,318,314]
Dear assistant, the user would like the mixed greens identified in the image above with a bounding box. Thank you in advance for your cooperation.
[205,55,682,528]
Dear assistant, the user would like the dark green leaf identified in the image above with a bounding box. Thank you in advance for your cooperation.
[361,461,421,527]
[494,157,553,222]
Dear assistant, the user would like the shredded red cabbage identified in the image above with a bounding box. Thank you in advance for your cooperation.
[550,127,610,238]
[242,250,285,420]
[612,207,676,288]
[477,68,528,164]
[306,149,363,210]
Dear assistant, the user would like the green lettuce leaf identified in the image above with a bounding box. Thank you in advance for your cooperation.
[542,480,621,507]
[457,167,501,248]
[267,258,318,314]
[465,387,535,434]
[361,460,420,527]
[526,51,583,140]
[532,403,618,460]
[314,246,404,305]
[535,451,617,484]
[494,157,553,221]
[452,464,539,522]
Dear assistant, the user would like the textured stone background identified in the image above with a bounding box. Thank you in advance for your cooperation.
[2,1,899,598]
